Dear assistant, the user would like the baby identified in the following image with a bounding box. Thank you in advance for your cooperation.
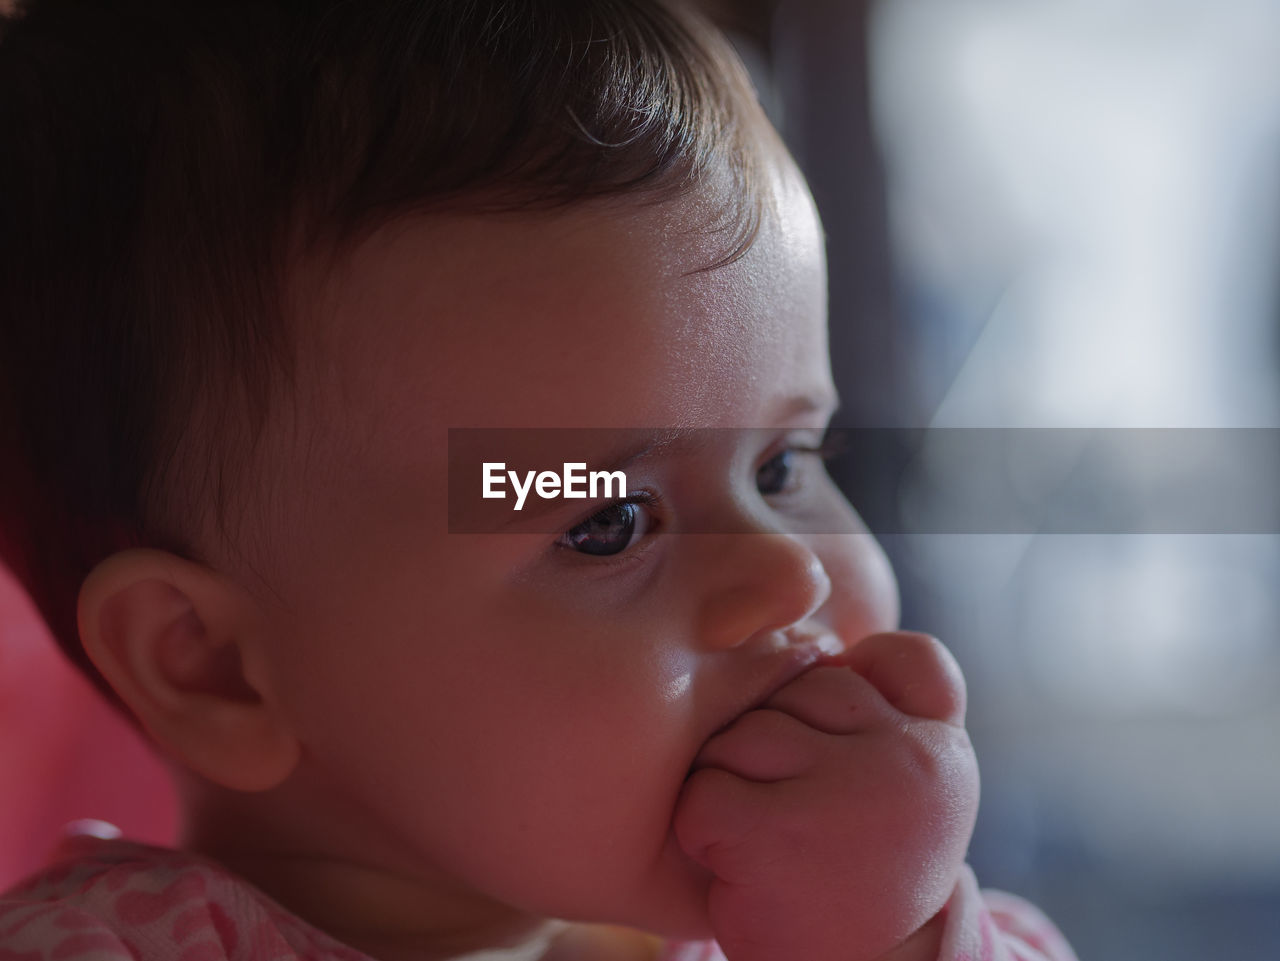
[0,2,1078,960]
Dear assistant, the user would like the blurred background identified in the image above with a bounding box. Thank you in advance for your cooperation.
[707,0,1280,958]
[2,0,1278,957]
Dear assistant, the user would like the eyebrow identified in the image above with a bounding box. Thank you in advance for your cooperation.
[775,389,841,424]
[590,427,702,475]
[536,390,840,480]
[488,391,840,530]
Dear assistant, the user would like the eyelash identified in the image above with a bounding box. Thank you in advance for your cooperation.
[763,434,846,495]
[552,490,665,571]
[552,432,844,568]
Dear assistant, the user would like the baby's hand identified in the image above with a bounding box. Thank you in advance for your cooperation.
[673,632,980,961]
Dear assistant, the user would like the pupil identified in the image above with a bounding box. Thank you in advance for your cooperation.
[566,502,637,555]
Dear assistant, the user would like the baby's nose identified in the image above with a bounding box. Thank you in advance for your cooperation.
[696,531,832,651]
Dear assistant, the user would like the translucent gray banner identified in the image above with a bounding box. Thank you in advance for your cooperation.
[447,428,1280,534]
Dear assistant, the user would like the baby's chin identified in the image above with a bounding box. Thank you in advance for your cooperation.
[556,833,714,943]
[608,829,717,941]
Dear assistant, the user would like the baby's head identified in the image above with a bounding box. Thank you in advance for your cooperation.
[0,0,898,948]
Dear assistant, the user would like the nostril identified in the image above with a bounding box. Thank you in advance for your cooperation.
[696,533,834,651]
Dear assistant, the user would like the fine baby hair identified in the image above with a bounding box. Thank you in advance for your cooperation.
[0,0,764,714]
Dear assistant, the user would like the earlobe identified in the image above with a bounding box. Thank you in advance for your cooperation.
[77,548,300,792]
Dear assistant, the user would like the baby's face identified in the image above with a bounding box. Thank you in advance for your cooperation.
[234,160,898,939]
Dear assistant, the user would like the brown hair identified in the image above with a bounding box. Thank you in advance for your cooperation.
[0,0,767,712]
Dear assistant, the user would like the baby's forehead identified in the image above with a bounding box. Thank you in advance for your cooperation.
[302,185,821,425]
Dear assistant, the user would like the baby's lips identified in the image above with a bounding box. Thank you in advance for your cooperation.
[783,622,846,659]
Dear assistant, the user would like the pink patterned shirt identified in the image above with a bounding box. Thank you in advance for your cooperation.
[0,832,1078,961]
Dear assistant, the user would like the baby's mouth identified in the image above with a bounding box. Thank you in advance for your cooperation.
[747,630,845,710]
[785,623,846,659]
[696,625,848,752]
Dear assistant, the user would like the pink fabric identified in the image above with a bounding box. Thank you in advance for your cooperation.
[0,565,178,892]
[651,866,1079,961]
[1,831,1077,961]
[0,833,372,961]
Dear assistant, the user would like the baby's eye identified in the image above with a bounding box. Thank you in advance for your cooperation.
[757,436,844,497]
[756,449,798,496]
[556,496,656,556]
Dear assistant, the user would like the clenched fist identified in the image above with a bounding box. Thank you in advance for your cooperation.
[673,632,980,961]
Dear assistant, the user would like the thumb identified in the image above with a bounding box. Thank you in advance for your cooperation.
[835,631,967,725]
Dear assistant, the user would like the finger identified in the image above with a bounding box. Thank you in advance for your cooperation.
[673,766,772,876]
[839,632,967,725]
[762,663,898,735]
[693,708,822,781]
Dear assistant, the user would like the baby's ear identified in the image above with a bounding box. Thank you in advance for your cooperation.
[77,548,299,792]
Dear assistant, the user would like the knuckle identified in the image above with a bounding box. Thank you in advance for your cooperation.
[898,724,980,815]
[730,706,799,740]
